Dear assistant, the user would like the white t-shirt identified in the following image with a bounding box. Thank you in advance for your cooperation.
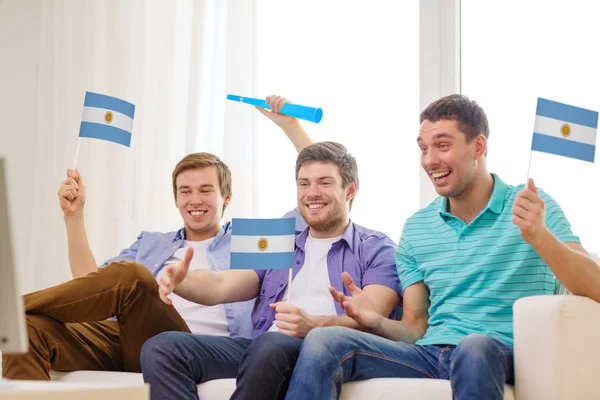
[269,233,341,332]
[157,238,230,336]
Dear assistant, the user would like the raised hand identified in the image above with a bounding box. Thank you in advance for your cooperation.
[255,95,299,129]
[512,178,547,248]
[158,247,194,305]
[329,272,383,331]
[58,169,86,217]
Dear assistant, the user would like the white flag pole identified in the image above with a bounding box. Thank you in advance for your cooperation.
[526,149,533,181]
[73,137,82,169]
[287,269,292,303]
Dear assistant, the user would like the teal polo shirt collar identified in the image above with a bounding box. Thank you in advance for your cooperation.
[438,173,509,219]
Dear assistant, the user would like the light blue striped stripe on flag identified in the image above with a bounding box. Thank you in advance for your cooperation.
[232,218,295,236]
[531,133,595,163]
[230,252,295,270]
[79,122,132,147]
[536,98,598,129]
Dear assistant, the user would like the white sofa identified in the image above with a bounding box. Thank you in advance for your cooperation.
[43,293,600,399]
[4,254,600,399]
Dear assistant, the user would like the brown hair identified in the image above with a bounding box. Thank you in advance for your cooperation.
[420,94,490,142]
[172,153,232,214]
[295,141,359,209]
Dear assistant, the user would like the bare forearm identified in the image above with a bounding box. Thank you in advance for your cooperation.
[174,270,225,305]
[534,229,600,302]
[64,215,97,279]
[314,314,364,331]
[174,269,260,305]
[372,317,427,343]
[282,121,313,153]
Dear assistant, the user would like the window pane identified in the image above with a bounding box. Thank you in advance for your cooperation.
[256,0,420,242]
[462,0,600,249]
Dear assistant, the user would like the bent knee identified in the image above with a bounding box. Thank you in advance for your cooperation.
[304,326,352,343]
[301,327,354,357]
[103,261,156,287]
[140,331,185,366]
[455,334,503,361]
[25,314,62,338]
[458,334,496,350]
[246,332,299,361]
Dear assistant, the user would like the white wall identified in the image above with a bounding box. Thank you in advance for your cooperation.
[0,1,47,292]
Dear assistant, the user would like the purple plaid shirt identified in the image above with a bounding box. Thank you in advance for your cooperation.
[251,221,401,337]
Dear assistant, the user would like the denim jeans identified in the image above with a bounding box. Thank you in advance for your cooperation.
[232,332,304,400]
[285,327,514,400]
[140,332,251,399]
[140,331,304,400]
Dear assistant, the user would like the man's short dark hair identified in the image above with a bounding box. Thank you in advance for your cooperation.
[420,94,489,142]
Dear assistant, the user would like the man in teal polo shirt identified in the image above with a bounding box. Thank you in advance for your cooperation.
[284,94,600,400]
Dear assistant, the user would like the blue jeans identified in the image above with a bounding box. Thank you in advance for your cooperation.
[140,331,303,400]
[232,332,303,400]
[285,327,514,400]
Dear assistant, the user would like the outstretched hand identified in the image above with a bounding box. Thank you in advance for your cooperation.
[329,272,383,331]
[158,247,194,305]
[329,272,382,330]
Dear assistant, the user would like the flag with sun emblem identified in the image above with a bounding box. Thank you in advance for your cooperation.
[531,97,598,162]
[230,218,295,270]
[79,92,135,147]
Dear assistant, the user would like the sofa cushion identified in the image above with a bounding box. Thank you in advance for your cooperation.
[50,370,515,399]
[50,371,235,400]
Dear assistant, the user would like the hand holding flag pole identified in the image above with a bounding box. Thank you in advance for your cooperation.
[75,91,136,168]
[227,94,323,124]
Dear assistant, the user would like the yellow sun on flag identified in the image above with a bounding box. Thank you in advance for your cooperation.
[560,123,571,138]
[257,237,269,251]
[104,111,113,124]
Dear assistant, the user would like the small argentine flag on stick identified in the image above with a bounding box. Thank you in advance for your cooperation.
[528,98,598,177]
[75,92,136,167]
[231,218,295,302]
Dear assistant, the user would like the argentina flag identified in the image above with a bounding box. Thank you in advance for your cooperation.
[79,92,136,147]
[532,98,598,163]
[231,218,295,270]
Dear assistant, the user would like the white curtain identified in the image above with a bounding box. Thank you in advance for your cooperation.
[0,0,257,293]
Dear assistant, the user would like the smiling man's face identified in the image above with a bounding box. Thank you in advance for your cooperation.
[175,166,229,241]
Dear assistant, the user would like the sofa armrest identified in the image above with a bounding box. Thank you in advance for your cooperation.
[513,295,600,400]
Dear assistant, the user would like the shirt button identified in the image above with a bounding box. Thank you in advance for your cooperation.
[295,261,300,265]
[154,264,158,267]
[279,283,283,287]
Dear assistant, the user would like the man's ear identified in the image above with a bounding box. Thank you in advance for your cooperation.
[346,182,358,202]
[223,193,232,207]
[474,134,488,160]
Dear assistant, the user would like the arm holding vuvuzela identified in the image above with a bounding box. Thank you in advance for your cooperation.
[255,95,314,153]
